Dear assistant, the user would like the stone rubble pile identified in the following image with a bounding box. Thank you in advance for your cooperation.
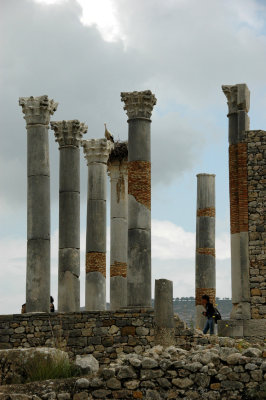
[1,343,265,399]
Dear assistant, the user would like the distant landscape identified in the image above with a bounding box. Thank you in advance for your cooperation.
[83,297,232,328]
[171,297,232,327]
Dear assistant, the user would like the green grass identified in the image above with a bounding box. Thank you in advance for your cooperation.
[23,352,81,382]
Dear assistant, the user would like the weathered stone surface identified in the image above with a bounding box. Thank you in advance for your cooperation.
[76,378,90,389]
[75,354,99,374]
[142,357,158,369]
[106,377,121,389]
[242,347,262,358]
[124,380,139,389]
[117,366,137,379]
[172,377,194,388]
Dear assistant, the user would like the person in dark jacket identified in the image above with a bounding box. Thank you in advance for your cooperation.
[202,294,215,335]
[50,296,55,313]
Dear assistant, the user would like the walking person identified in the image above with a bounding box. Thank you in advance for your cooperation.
[201,294,215,335]
[50,296,55,312]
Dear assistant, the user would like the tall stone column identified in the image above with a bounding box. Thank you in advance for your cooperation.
[50,120,87,312]
[82,138,114,311]
[19,95,58,313]
[195,174,216,330]
[108,142,128,310]
[222,84,251,320]
[121,90,157,307]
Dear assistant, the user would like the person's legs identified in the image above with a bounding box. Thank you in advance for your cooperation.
[203,319,209,334]
[209,318,214,335]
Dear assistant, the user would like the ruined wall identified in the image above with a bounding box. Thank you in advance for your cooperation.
[246,130,266,319]
[0,311,234,362]
[1,342,266,400]
[0,310,155,363]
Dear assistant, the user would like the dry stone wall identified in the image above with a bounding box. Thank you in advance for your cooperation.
[0,310,155,364]
[1,343,266,399]
[0,311,230,362]
[246,130,266,319]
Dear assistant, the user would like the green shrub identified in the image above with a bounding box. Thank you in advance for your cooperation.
[23,352,81,382]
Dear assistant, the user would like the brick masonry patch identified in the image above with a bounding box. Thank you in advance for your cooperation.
[128,161,151,210]
[86,252,106,277]
[110,261,127,278]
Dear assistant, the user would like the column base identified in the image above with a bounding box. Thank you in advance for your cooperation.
[154,327,175,347]
[218,319,266,338]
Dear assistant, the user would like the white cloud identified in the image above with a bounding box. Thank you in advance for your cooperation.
[152,219,230,260]
[0,219,230,314]
[1,0,263,312]
[1,0,265,213]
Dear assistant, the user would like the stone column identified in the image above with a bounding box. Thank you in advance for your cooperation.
[222,84,251,320]
[19,95,58,313]
[50,120,87,312]
[121,90,156,308]
[154,279,175,346]
[108,142,128,310]
[195,174,216,330]
[82,138,114,311]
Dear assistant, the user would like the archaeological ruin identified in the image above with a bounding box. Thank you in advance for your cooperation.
[0,86,265,399]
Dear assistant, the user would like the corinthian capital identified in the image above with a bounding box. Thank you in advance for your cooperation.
[222,84,250,114]
[19,95,58,126]
[121,90,157,120]
[82,138,114,165]
[50,120,88,147]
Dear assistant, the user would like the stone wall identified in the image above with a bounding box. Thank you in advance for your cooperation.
[1,342,266,400]
[246,130,266,319]
[0,310,155,364]
[0,311,232,362]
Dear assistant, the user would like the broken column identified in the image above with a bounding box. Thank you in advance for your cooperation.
[222,84,251,320]
[108,142,128,310]
[195,173,216,330]
[154,279,175,346]
[19,95,58,312]
[121,90,157,307]
[50,120,87,312]
[82,138,114,311]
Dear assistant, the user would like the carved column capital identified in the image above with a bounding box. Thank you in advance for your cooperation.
[121,90,157,120]
[50,120,88,147]
[19,95,58,126]
[222,84,250,115]
[82,138,114,165]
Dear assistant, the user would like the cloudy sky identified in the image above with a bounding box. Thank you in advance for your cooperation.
[1,0,266,314]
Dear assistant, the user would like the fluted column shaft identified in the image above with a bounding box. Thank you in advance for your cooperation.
[51,120,87,312]
[195,174,216,330]
[222,84,251,320]
[19,95,58,312]
[83,138,113,311]
[108,143,128,310]
[121,90,156,307]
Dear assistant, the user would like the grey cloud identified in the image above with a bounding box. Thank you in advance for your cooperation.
[1,0,266,217]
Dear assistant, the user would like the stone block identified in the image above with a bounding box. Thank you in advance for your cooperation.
[121,326,136,336]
